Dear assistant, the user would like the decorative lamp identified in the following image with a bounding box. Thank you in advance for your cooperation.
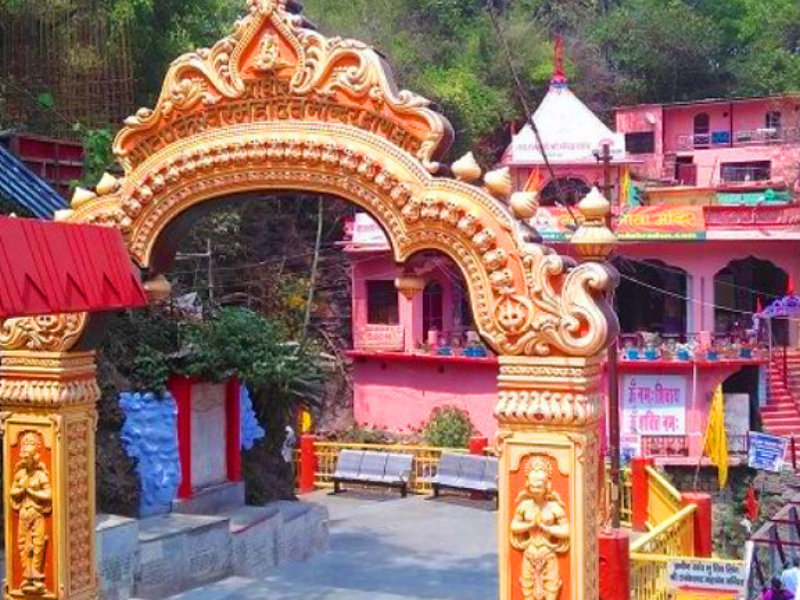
[395,274,426,300]
[571,187,617,262]
[451,152,482,183]
[143,274,172,303]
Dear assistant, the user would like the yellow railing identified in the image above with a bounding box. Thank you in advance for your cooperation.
[604,466,633,527]
[629,554,744,600]
[311,442,468,494]
[630,504,698,600]
[631,503,697,556]
[645,465,683,529]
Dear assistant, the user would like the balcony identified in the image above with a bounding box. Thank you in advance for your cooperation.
[676,126,800,151]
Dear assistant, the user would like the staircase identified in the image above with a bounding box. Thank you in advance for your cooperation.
[762,348,800,437]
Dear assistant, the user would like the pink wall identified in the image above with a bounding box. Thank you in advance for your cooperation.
[352,355,500,438]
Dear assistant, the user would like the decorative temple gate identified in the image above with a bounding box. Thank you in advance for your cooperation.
[0,1,619,599]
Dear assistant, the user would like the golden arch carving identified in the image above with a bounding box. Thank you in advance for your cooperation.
[58,0,617,359]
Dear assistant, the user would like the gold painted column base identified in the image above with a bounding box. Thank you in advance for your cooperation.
[1,348,99,600]
[495,355,604,600]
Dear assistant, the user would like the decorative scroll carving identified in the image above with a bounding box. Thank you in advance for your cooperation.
[511,455,569,600]
[10,431,53,596]
[0,314,88,353]
[494,391,600,426]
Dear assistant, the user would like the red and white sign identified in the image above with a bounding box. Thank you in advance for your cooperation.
[622,374,687,436]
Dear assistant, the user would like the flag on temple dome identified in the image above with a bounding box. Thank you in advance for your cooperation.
[524,168,544,193]
[703,385,728,489]
[756,297,763,314]
[787,276,795,296]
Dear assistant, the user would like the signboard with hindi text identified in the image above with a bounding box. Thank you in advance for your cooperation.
[621,374,687,437]
[668,560,745,596]
[748,432,787,472]
[617,205,706,240]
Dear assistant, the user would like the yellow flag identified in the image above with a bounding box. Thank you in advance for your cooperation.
[704,385,728,489]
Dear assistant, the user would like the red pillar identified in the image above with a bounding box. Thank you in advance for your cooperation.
[169,375,193,500]
[225,377,242,482]
[469,436,489,455]
[631,457,654,531]
[299,434,317,494]
[682,492,713,557]
[599,530,631,600]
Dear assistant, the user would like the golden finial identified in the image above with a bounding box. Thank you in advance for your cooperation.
[509,191,539,220]
[484,166,512,199]
[71,187,97,210]
[570,187,617,262]
[96,172,121,196]
[451,152,482,183]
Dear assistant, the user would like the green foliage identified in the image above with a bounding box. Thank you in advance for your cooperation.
[73,126,116,188]
[594,0,726,102]
[423,406,475,448]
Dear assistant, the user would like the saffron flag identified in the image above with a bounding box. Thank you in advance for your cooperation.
[620,166,631,205]
[524,168,544,193]
[704,385,728,489]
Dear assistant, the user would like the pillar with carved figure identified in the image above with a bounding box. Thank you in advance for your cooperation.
[0,314,99,600]
[496,355,605,600]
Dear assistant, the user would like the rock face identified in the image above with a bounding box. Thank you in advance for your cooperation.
[96,500,329,600]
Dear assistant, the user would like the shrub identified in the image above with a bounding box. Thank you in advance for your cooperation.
[423,405,475,448]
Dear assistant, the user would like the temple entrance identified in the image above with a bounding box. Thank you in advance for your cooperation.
[0,3,617,600]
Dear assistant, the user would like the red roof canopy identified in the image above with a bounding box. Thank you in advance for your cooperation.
[0,216,147,319]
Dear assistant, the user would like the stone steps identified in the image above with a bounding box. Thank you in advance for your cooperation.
[97,501,329,600]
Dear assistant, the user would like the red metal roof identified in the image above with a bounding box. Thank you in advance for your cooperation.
[0,216,147,319]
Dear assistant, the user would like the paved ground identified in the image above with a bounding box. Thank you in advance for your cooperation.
[170,490,498,600]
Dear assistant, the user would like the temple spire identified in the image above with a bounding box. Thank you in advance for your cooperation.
[551,35,568,88]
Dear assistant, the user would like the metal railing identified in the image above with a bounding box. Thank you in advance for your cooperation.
[311,441,468,494]
[630,505,699,600]
[747,501,800,598]
[604,466,633,528]
[676,126,800,150]
[645,465,684,529]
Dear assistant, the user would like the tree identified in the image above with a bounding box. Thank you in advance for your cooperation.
[594,0,727,103]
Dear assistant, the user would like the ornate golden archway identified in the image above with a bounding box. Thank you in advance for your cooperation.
[1,1,618,599]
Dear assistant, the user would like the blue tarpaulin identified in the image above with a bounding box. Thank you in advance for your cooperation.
[0,143,67,219]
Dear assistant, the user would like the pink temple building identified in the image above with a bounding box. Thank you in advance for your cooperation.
[343,49,800,464]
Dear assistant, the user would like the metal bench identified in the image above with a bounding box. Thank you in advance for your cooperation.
[332,450,412,497]
[429,452,498,506]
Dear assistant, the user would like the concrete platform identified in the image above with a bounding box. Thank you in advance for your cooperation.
[158,492,496,600]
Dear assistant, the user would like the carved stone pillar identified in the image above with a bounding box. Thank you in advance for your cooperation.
[0,314,99,600]
[496,354,604,600]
